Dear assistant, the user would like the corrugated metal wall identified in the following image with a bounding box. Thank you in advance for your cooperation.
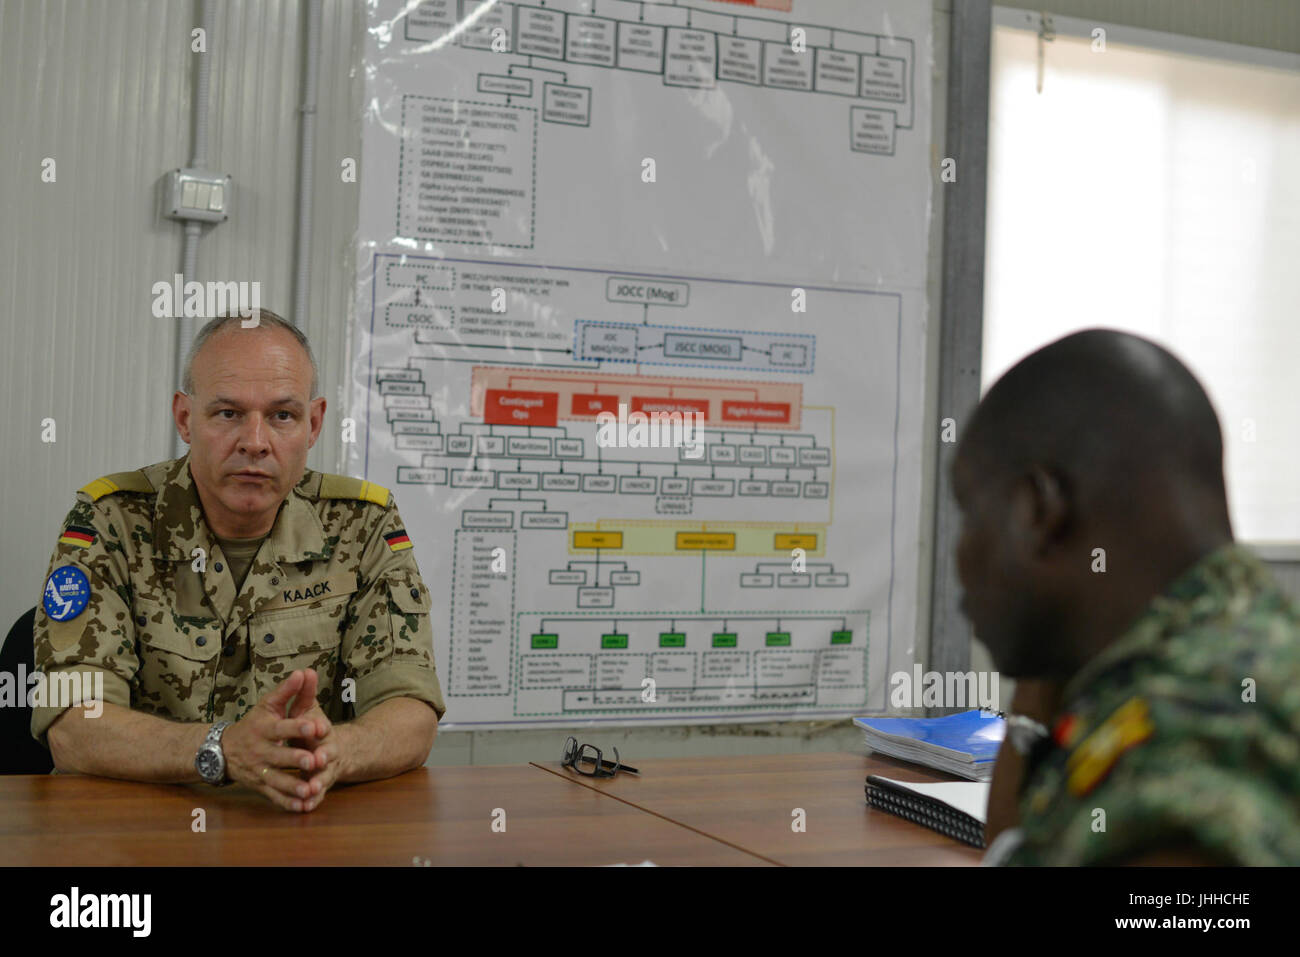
[0,0,361,631]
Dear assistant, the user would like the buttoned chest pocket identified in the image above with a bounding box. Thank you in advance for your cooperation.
[132,598,223,721]
[249,590,352,712]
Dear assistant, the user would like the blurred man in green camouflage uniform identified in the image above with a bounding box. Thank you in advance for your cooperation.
[34,310,445,812]
[952,329,1300,865]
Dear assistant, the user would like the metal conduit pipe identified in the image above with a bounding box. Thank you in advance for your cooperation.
[293,0,323,332]
[171,0,215,459]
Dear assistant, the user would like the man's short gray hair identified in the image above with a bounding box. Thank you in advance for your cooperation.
[182,309,320,399]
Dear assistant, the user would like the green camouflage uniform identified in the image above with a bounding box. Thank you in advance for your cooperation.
[31,455,446,747]
[1005,544,1300,865]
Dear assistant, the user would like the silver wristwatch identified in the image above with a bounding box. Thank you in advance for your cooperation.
[195,721,232,785]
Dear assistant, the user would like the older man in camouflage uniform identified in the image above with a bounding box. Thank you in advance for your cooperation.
[954,329,1300,865]
[33,310,445,812]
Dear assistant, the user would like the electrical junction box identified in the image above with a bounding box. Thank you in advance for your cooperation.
[163,168,232,223]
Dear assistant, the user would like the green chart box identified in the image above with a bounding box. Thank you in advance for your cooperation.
[531,633,559,649]
[659,632,687,647]
[712,633,738,648]
[765,632,791,647]
[601,633,629,649]
[830,630,853,645]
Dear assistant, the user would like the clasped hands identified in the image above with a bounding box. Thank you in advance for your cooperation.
[221,669,347,812]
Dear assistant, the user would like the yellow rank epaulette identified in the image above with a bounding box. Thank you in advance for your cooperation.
[77,470,155,502]
[318,473,390,506]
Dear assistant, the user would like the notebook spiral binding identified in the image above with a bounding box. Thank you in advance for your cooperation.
[865,781,987,849]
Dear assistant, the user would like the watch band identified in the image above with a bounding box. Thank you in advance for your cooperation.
[198,721,232,786]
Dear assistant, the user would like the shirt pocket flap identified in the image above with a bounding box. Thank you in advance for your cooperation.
[389,578,432,615]
[251,604,347,656]
[134,600,222,661]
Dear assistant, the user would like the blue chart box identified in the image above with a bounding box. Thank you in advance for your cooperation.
[663,332,743,362]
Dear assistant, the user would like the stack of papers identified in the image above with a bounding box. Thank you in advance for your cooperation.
[852,710,1005,781]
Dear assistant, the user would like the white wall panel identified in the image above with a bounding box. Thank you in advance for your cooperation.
[0,0,362,631]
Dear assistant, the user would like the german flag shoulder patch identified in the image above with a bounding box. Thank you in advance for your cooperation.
[77,470,155,503]
[384,529,413,552]
[58,524,98,549]
[319,473,391,506]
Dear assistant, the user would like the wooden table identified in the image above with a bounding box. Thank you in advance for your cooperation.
[535,752,984,866]
[0,765,764,866]
[0,752,982,866]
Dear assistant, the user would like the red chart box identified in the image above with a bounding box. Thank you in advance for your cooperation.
[720,400,791,424]
[483,389,558,426]
[570,393,620,417]
[630,396,709,418]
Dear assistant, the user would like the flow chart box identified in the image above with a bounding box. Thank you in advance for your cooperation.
[483,389,558,427]
[574,531,623,548]
[814,48,860,96]
[542,472,581,491]
[459,0,513,52]
[718,36,762,85]
[850,106,897,155]
[606,277,688,306]
[521,511,567,529]
[616,22,666,73]
[462,509,513,528]
[763,40,813,91]
[567,15,617,66]
[665,28,717,88]
[543,83,591,126]
[663,332,742,362]
[406,0,457,39]
[516,6,565,59]
[859,54,906,102]
[479,74,532,97]
[579,587,615,608]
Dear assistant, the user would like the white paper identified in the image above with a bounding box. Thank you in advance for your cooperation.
[350,0,933,729]
[873,777,991,824]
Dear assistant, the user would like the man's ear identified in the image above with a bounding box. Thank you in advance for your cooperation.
[1027,464,1071,555]
[172,392,192,444]
[1007,464,1071,560]
[306,396,326,449]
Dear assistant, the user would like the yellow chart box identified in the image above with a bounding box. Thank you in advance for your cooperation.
[774,533,818,550]
[675,532,736,551]
[573,531,624,549]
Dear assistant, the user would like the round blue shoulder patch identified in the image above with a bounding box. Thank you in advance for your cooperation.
[44,565,90,622]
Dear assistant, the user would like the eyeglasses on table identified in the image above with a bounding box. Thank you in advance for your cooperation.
[561,736,639,778]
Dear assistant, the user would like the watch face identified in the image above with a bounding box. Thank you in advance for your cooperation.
[196,748,219,781]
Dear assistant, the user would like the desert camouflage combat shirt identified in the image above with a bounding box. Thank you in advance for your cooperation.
[31,455,446,746]
[1005,544,1300,865]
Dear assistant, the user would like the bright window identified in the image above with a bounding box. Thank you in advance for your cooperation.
[983,10,1300,547]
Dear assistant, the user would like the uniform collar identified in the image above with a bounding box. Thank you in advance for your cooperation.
[153,455,332,563]
[1061,542,1269,704]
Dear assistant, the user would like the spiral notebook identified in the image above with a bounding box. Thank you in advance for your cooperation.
[865,775,990,848]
